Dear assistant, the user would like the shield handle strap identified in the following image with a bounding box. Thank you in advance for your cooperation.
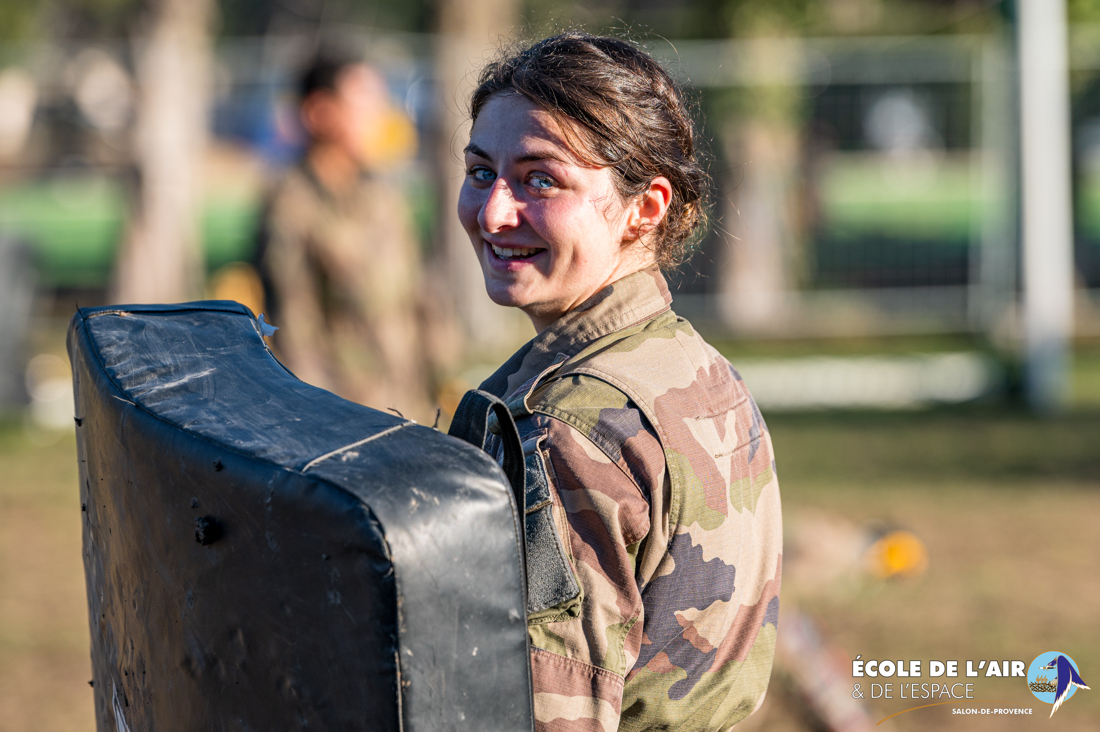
[448,389,527,572]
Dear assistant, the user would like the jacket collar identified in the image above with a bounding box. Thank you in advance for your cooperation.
[480,267,673,403]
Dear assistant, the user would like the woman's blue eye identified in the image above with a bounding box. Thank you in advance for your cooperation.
[529,174,555,189]
[468,167,495,182]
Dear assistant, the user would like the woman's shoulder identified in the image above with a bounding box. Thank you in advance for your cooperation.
[524,308,763,489]
[564,310,755,426]
[529,374,664,501]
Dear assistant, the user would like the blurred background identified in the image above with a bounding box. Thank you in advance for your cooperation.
[1,0,1098,730]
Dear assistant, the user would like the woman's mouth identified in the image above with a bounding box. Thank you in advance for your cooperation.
[490,242,544,261]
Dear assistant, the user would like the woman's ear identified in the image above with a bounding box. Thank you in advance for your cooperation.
[624,176,673,243]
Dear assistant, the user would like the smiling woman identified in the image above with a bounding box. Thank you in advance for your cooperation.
[459,94,669,332]
[459,32,782,732]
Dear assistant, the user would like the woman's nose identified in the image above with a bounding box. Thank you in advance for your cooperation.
[478,179,520,232]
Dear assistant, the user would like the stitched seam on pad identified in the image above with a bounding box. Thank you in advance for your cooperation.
[302,422,412,472]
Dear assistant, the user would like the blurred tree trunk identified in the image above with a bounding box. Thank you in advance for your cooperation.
[112,0,213,304]
[720,117,800,332]
[431,0,526,360]
[719,37,804,334]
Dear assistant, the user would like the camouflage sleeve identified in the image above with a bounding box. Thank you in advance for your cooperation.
[524,402,664,732]
[521,368,781,732]
[620,394,782,732]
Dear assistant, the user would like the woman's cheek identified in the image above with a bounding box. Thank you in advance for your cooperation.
[456,185,482,234]
[525,200,576,245]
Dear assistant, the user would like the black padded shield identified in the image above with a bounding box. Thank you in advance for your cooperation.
[68,301,533,732]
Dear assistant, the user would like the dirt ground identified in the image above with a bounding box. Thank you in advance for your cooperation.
[1,406,1098,731]
[744,410,1100,732]
[0,426,93,731]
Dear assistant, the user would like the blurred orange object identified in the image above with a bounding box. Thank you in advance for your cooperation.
[865,529,928,579]
[207,261,265,317]
[360,107,417,169]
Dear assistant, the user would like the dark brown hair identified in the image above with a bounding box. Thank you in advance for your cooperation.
[299,53,359,100]
[470,31,709,269]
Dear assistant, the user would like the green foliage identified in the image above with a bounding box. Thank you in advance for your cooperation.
[0,0,140,40]
[0,0,436,41]
[218,0,433,37]
[0,0,40,41]
[723,0,817,37]
[520,0,1001,41]
[1070,0,1100,24]
[72,0,136,15]
[0,176,261,287]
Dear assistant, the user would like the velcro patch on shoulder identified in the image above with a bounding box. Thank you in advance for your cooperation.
[524,448,552,514]
[523,446,581,616]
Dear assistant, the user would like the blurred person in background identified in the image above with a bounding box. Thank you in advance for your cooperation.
[255,53,432,420]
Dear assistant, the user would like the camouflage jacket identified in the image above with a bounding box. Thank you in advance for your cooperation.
[256,162,432,418]
[481,268,782,732]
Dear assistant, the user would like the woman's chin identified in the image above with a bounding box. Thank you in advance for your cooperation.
[484,282,531,310]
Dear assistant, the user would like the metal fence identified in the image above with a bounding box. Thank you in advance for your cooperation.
[657,29,1100,343]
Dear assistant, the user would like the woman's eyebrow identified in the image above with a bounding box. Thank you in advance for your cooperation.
[514,151,570,165]
[464,143,492,160]
[463,143,570,166]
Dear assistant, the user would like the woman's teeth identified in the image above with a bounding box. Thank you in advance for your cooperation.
[491,243,542,260]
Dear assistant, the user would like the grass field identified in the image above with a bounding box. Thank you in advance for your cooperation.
[1,374,1098,730]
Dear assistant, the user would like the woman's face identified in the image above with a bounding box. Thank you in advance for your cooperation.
[458,94,658,333]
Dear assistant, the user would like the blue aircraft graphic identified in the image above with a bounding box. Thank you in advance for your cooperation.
[1040,654,1090,717]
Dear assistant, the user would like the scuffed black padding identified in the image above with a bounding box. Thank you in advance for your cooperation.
[68,301,533,732]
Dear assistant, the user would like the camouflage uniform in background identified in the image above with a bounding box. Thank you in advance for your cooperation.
[481,267,782,732]
[256,163,432,419]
